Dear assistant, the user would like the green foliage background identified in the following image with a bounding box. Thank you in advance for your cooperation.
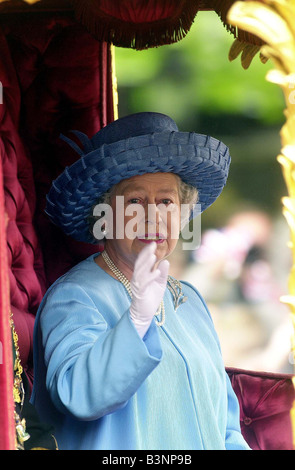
[115,11,286,229]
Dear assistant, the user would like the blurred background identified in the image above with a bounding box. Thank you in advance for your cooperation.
[115,11,293,373]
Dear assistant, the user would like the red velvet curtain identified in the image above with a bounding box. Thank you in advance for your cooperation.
[0,1,263,48]
[73,0,263,49]
[74,0,202,49]
[0,10,115,449]
[0,156,15,450]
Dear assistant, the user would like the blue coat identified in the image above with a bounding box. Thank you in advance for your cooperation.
[31,253,250,450]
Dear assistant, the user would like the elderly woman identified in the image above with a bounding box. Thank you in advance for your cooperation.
[31,112,250,450]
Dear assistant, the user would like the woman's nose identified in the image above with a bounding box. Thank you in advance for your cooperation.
[144,203,161,224]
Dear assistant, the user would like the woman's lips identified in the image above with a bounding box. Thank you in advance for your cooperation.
[137,233,166,244]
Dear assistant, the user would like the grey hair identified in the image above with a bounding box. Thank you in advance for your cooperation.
[177,176,198,207]
[177,176,198,228]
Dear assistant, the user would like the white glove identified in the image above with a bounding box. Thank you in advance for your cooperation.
[129,242,169,338]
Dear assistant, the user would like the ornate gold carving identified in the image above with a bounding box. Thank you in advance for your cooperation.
[227,0,295,448]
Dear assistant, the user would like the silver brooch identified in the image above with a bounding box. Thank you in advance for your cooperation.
[167,276,187,311]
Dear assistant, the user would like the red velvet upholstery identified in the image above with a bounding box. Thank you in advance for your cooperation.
[0,12,113,385]
[0,145,15,450]
[0,26,45,385]
[227,368,294,450]
[0,7,294,451]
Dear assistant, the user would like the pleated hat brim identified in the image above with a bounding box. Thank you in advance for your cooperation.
[46,129,230,244]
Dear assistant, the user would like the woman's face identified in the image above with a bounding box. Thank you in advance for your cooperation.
[105,172,181,269]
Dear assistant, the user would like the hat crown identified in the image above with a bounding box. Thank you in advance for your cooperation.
[91,112,179,147]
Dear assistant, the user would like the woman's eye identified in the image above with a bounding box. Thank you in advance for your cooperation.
[129,198,141,204]
[161,199,172,205]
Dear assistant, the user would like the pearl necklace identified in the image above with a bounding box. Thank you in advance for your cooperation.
[101,250,165,326]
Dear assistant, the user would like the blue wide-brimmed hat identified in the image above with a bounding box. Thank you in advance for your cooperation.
[46,112,231,244]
